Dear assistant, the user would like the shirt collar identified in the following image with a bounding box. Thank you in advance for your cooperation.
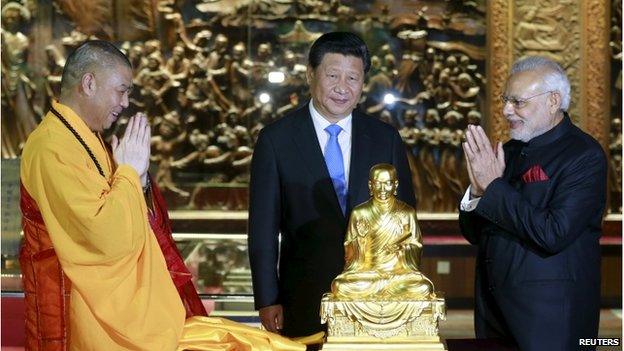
[308,99,352,135]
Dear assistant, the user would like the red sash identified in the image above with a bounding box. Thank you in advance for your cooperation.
[19,176,206,350]
[147,176,207,318]
[19,183,70,351]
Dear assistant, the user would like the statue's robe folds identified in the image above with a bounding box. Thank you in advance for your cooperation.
[331,199,434,301]
[20,101,304,351]
[325,199,437,333]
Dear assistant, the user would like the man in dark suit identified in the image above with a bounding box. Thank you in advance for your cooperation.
[248,32,416,341]
[459,56,607,351]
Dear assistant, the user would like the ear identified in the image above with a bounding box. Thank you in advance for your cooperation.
[306,66,314,85]
[368,180,373,194]
[548,91,562,114]
[81,72,97,97]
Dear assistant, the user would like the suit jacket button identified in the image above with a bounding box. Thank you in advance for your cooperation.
[488,285,496,292]
[484,258,492,264]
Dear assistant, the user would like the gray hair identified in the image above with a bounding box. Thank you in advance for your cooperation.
[60,40,131,95]
[510,56,571,111]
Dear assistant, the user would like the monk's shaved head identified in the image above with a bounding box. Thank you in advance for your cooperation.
[60,40,132,96]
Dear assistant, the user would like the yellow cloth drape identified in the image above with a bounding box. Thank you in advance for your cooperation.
[21,101,304,351]
[177,317,305,351]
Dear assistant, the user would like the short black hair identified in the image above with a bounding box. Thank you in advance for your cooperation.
[60,40,132,94]
[308,32,371,73]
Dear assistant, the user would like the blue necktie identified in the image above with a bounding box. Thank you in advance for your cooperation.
[324,124,347,214]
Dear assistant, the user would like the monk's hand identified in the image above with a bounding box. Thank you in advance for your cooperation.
[112,113,151,187]
[259,304,283,333]
[462,125,505,197]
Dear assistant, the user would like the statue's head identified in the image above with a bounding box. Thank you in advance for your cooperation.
[257,43,271,58]
[1,3,29,29]
[368,164,398,202]
[172,45,185,59]
[215,34,228,52]
[146,52,162,69]
[144,40,160,55]
[232,42,246,60]
[193,30,213,47]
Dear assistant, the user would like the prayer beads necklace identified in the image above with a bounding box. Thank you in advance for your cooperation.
[50,106,105,178]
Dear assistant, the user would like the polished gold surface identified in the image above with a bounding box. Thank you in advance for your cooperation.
[329,167,434,301]
[321,164,446,350]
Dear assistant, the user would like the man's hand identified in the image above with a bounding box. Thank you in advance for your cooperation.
[112,113,151,187]
[259,304,283,333]
[462,125,505,197]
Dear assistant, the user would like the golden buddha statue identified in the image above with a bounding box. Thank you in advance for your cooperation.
[330,164,434,301]
[320,163,446,351]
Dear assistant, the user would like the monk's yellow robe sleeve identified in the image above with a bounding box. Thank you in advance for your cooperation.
[21,114,185,351]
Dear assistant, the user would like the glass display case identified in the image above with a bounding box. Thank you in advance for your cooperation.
[176,233,256,317]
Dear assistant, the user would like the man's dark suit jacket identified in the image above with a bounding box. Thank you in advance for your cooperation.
[248,102,416,337]
[459,115,607,351]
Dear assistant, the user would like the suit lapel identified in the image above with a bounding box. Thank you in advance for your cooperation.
[348,111,372,211]
[291,104,345,219]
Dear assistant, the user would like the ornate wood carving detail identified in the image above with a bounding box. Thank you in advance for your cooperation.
[512,0,582,124]
[488,0,612,148]
[54,0,114,39]
[486,0,512,141]
[582,0,610,148]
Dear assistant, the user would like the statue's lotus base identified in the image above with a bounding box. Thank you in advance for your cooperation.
[320,296,446,351]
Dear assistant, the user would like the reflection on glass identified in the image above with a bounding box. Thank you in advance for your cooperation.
[176,234,253,295]
[1,234,254,297]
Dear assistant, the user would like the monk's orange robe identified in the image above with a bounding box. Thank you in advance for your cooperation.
[20,101,304,351]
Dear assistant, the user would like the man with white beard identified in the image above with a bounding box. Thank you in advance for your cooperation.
[458,56,607,351]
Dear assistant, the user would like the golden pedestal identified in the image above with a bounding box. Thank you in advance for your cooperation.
[320,296,447,351]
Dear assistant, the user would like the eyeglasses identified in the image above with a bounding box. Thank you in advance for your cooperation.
[500,91,554,109]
